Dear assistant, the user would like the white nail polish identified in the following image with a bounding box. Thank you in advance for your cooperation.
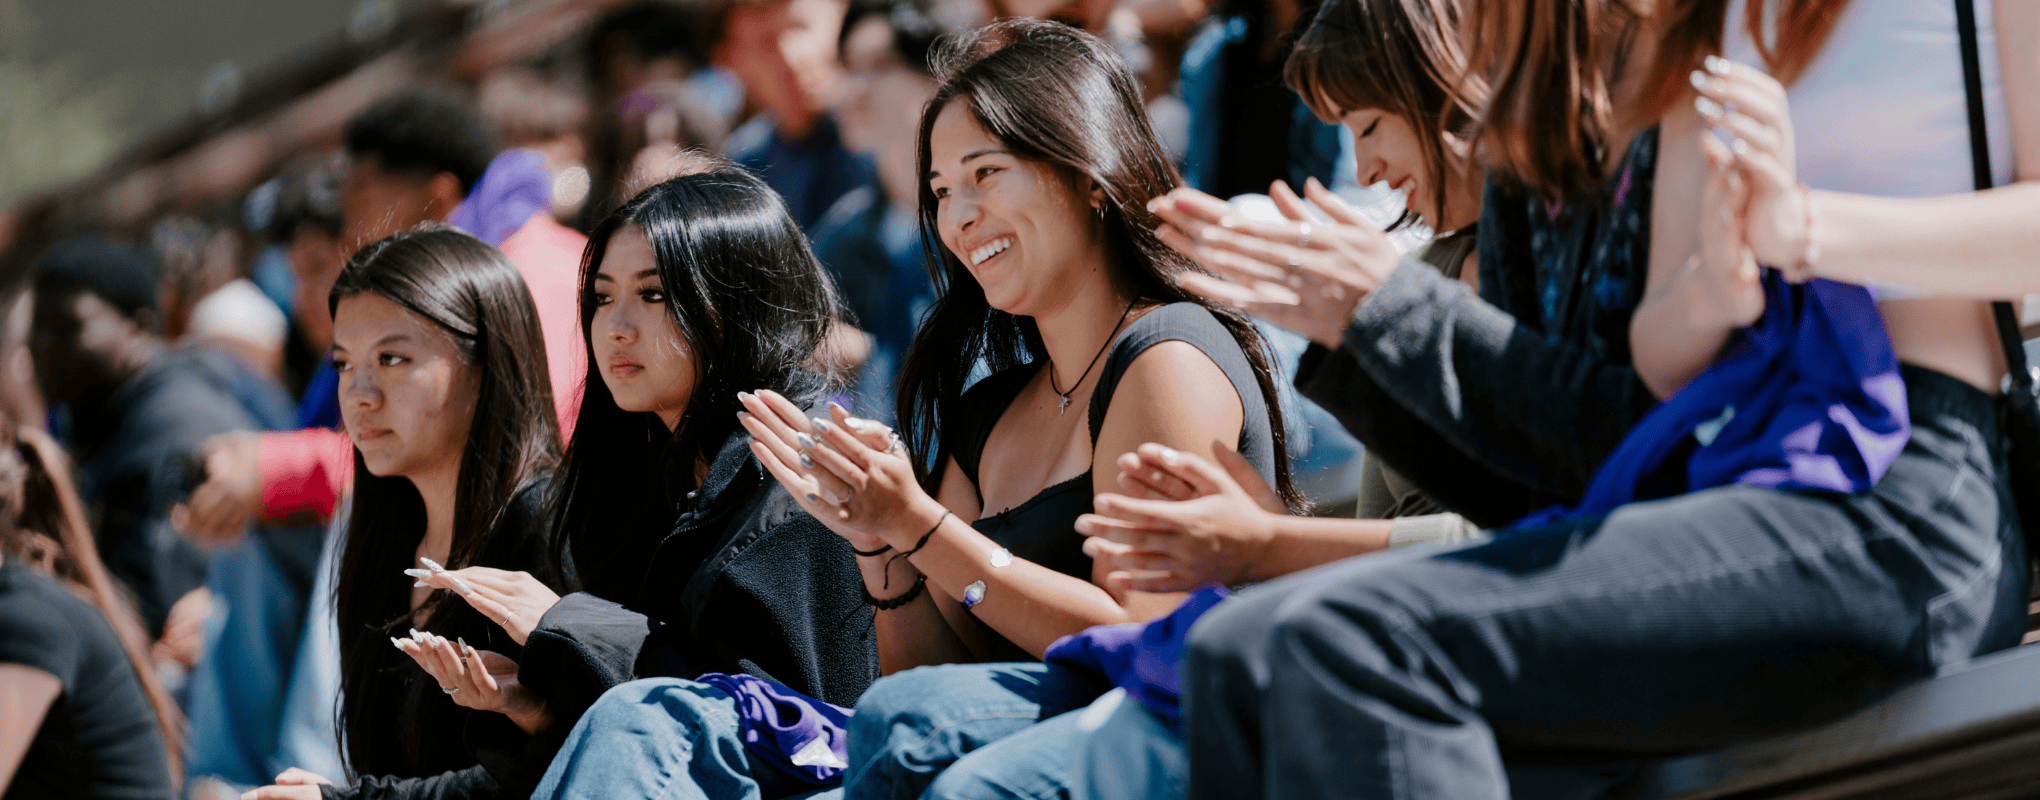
[414,581,430,588]
[419,556,446,572]
[391,637,406,649]
[410,629,426,642]
[403,568,431,578]
[1705,54,1729,75]
[1690,70,1709,91]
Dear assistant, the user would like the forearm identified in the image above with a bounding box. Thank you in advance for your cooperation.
[860,555,976,673]
[891,504,1158,660]
[1242,515,1391,582]
[1336,262,1657,501]
[1809,183,2040,297]
[1629,258,1740,400]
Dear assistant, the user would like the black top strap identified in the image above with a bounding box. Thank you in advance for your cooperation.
[945,302,1280,502]
[1953,0,2031,388]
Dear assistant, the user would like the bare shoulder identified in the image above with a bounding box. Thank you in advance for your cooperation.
[1093,338,1247,464]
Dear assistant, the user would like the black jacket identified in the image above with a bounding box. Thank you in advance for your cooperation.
[323,479,564,800]
[514,432,879,742]
[1295,166,1661,527]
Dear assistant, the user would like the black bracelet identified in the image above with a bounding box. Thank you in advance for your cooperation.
[851,542,893,557]
[864,574,926,610]
[884,510,952,588]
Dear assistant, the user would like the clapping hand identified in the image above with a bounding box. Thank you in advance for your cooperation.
[738,391,946,552]
[240,767,331,800]
[1691,56,1810,278]
[1077,442,1286,592]
[1150,178,1401,349]
[391,628,550,735]
[411,560,561,646]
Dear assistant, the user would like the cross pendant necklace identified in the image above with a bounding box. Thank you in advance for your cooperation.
[1048,295,1142,415]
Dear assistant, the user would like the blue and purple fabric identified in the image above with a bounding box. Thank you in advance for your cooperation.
[1513,271,1908,527]
[694,672,856,786]
[1043,586,1230,734]
[447,149,553,248]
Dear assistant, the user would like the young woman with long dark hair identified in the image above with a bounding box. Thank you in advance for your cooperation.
[0,416,183,799]
[243,226,563,800]
[1127,0,2040,796]
[737,17,1297,798]
[410,156,877,800]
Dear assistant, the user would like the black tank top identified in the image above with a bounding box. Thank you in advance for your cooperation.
[945,302,1277,660]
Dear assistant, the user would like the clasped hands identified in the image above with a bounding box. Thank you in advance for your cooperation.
[1150,176,1400,350]
[738,390,945,555]
[397,560,562,736]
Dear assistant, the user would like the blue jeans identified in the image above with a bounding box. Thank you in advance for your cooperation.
[183,533,312,786]
[845,663,1109,800]
[533,678,817,800]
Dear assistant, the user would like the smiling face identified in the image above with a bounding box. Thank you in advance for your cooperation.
[1339,108,1480,232]
[927,100,1105,317]
[332,292,479,480]
[590,225,695,431]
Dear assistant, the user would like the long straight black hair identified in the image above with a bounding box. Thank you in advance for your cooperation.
[546,154,839,595]
[896,18,1301,510]
[330,226,560,773]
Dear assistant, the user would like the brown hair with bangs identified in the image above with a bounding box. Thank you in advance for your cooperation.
[1285,0,1482,231]
[1466,0,1851,200]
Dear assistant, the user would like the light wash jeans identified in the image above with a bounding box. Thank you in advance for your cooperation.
[182,532,312,787]
[531,678,824,800]
[844,662,1108,800]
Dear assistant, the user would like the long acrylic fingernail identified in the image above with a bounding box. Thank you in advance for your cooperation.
[414,580,430,588]
[391,637,406,649]
[403,568,432,578]
[796,433,816,449]
[811,417,832,434]
[1704,54,1729,75]
[419,556,446,572]
[457,637,468,650]
[410,628,426,642]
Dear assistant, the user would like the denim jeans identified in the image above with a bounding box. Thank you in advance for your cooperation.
[845,662,1110,800]
[1181,366,2028,800]
[532,678,814,800]
[183,532,314,787]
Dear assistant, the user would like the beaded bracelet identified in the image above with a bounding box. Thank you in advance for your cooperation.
[864,574,926,610]
[1779,184,1821,283]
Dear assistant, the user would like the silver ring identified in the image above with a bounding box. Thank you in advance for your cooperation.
[1296,221,1311,248]
[442,686,459,695]
[886,432,903,453]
